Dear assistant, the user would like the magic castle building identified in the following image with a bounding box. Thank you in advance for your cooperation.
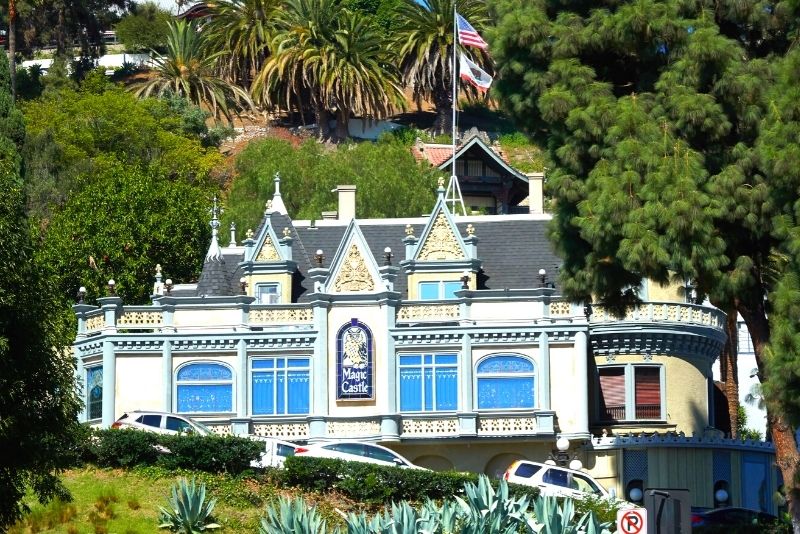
[73,155,778,513]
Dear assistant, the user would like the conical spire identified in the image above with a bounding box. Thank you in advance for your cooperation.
[205,196,224,262]
[267,172,288,215]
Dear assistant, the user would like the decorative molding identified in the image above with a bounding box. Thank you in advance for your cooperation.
[397,304,459,322]
[401,417,458,436]
[333,244,375,292]
[252,421,309,440]
[115,339,163,352]
[394,332,464,346]
[171,339,240,352]
[478,416,538,435]
[417,212,465,261]
[86,314,106,332]
[250,307,313,324]
[548,301,572,317]
[207,424,232,436]
[326,418,382,437]
[591,331,724,360]
[117,311,163,328]
[256,235,281,261]
[590,433,775,453]
[247,337,315,349]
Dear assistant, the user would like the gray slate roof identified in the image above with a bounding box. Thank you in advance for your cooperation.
[194,212,561,300]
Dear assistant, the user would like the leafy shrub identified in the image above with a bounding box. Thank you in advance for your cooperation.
[281,456,539,504]
[88,429,161,468]
[157,434,264,475]
[86,429,263,475]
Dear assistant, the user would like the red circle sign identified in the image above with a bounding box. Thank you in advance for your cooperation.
[618,509,645,534]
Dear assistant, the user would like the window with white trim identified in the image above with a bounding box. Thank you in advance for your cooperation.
[476,354,536,410]
[398,353,458,412]
[598,364,663,421]
[419,281,462,300]
[251,357,310,415]
[256,283,281,304]
[176,362,233,413]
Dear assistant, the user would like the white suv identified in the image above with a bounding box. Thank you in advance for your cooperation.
[112,411,213,436]
[503,460,610,500]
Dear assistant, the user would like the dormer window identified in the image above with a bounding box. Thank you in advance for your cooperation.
[419,281,462,300]
[256,283,280,304]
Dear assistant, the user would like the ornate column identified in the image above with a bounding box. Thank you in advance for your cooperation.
[574,331,589,435]
[97,295,121,427]
[458,333,476,436]
[539,332,551,410]
[381,293,401,441]
[308,295,330,441]
[231,339,250,436]
[162,340,172,412]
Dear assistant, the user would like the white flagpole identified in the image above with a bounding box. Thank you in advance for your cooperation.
[447,6,466,216]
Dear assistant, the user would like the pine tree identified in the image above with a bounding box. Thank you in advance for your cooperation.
[489,0,800,528]
[0,51,82,528]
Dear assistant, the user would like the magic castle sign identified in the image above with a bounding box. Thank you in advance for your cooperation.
[336,319,374,400]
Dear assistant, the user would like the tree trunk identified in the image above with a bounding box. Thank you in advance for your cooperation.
[739,300,800,533]
[722,310,739,437]
[334,108,349,141]
[7,0,16,99]
[312,100,331,140]
[432,84,452,136]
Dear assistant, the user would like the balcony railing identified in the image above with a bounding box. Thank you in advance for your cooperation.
[590,302,725,329]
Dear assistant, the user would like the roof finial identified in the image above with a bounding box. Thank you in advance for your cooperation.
[437,176,445,199]
[269,171,288,215]
[229,221,237,247]
[205,195,224,262]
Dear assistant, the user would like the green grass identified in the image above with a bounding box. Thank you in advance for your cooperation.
[9,466,371,533]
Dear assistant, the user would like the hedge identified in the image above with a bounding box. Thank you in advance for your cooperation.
[281,456,541,503]
[82,429,264,475]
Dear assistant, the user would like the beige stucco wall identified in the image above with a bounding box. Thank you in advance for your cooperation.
[391,441,552,475]
[115,356,162,418]
[646,279,684,302]
[468,301,542,322]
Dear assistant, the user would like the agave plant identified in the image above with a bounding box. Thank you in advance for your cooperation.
[454,476,533,533]
[259,496,328,534]
[158,478,220,533]
[529,496,612,534]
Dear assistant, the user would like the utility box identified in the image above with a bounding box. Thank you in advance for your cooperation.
[644,488,691,533]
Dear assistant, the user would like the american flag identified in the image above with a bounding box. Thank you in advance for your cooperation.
[456,13,488,50]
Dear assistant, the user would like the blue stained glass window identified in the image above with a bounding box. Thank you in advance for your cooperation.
[87,366,103,420]
[176,363,233,413]
[399,353,458,412]
[252,357,310,415]
[477,355,536,410]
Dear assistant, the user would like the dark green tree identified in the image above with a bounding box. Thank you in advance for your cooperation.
[114,1,171,52]
[38,158,214,305]
[0,49,82,530]
[222,137,441,235]
[489,0,800,525]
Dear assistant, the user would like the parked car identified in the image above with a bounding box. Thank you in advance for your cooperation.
[503,460,610,500]
[691,507,780,532]
[249,436,298,468]
[294,440,427,469]
[111,410,213,436]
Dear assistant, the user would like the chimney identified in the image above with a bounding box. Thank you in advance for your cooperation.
[526,172,544,214]
[333,185,356,221]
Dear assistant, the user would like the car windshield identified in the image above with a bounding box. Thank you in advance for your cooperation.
[572,473,602,494]
[191,419,213,435]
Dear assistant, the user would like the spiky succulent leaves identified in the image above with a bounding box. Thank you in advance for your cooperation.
[158,478,219,533]
[258,496,326,534]
[454,476,531,533]
[418,498,458,534]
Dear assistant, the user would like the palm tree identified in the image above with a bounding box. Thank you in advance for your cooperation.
[131,20,253,122]
[7,0,17,98]
[393,0,491,134]
[203,0,281,86]
[252,0,404,140]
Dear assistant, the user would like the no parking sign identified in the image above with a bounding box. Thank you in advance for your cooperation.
[616,507,647,534]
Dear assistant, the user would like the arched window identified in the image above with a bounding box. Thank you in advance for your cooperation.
[176,362,233,413]
[476,354,536,410]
